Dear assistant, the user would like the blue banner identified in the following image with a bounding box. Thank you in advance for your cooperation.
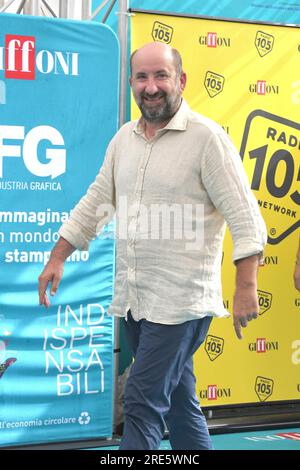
[128,0,300,23]
[0,13,119,446]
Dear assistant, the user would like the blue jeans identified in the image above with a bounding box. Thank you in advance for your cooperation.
[119,311,213,450]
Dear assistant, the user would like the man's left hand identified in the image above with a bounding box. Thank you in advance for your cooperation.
[233,285,259,340]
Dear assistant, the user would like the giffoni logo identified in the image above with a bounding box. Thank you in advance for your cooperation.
[0,34,79,80]
[199,385,231,400]
[199,32,231,47]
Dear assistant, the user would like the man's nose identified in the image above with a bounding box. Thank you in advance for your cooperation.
[144,77,159,95]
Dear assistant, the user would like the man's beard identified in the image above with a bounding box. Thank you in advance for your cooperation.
[136,89,181,123]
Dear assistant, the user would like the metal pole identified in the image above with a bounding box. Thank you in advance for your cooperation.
[59,0,68,18]
[89,0,110,21]
[118,0,129,127]
[111,0,129,435]
[113,315,120,434]
[81,0,92,20]
[0,0,18,13]
[68,0,77,19]
[102,0,116,23]
[17,0,27,14]
[41,0,57,17]
[23,0,40,15]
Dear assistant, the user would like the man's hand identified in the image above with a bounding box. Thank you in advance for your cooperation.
[38,236,75,308]
[38,259,64,308]
[234,254,260,340]
[233,285,259,340]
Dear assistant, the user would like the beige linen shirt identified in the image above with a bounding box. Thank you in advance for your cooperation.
[59,99,267,324]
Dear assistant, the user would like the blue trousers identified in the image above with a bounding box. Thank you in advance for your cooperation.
[119,311,213,450]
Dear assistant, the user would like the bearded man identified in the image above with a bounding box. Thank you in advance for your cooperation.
[38,42,267,450]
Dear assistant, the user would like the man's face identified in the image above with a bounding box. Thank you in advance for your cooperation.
[130,48,186,124]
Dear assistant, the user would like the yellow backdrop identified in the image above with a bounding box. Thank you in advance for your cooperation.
[131,11,300,406]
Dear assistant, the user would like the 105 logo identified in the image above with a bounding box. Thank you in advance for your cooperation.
[255,376,274,401]
[240,110,300,243]
[205,335,224,361]
[204,71,225,98]
[152,22,173,44]
[255,31,274,57]
[258,290,272,315]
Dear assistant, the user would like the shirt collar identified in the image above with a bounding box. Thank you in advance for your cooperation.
[133,98,189,135]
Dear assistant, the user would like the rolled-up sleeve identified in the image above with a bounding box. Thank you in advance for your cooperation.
[201,131,267,262]
[59,138,116,251]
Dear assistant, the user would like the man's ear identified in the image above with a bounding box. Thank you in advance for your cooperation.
[180,72,187,92]
[129,76,133,88]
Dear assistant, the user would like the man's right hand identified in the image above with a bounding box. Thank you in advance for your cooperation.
[38,236,76,308]
[38,259,64,308]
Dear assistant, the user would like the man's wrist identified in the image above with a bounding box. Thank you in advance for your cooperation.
[235,251,263,265]
[235,280,257,290]
[49,251,66,263]
[49,237,75,263]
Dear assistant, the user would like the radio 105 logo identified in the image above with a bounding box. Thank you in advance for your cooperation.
[255,31,274,57]
[258,290,272,315]
[0,34,79,80]
[205,335,224,361]
[255,376,274,402]
[204,71,225,98]
[152,22,173,44]
[240,110,300,244]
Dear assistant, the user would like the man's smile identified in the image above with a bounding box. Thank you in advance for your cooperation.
[143,94,165,104]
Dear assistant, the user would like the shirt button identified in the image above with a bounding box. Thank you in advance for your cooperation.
[140,167,144,172]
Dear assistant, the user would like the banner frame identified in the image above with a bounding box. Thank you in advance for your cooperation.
[129,8,300,28]
[130,9,300,412]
